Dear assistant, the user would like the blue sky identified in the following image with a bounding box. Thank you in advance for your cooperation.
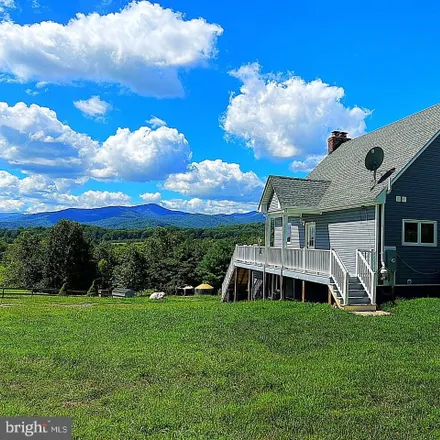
[0,0,439,214]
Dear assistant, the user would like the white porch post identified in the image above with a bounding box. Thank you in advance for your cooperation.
[265,214,271,248]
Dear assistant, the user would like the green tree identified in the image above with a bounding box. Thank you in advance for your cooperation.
[168,239,207,292]
[3,232,44,288]
[0,239,7,262]
[98,259,112,288]
[143,228,179,291]
[112,246,146,291]
[196,240,235,290]
[44,220,95,289]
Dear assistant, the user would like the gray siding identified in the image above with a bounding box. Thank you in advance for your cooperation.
[385,134,440,284]
[274,217,283,247]
[269,192,280,212]
[287,216,301,248]
[268,208,376,274]
[304,206,376,274]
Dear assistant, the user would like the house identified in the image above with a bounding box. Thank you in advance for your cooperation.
[222,104,440,311]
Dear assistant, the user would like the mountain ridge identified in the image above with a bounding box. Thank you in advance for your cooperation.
[0,204,264,229]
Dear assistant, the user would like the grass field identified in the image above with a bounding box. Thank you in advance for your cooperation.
[1,295,440,439]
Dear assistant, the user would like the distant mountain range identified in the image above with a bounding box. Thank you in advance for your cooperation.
[0,204,264,229]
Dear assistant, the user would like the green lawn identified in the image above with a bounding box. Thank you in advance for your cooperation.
[1,295,440,439]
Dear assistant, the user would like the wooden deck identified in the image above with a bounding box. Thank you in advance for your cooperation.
[222,245,377,310]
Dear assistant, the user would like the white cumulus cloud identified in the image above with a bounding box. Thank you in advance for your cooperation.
[160,198,258,215]
[290,154,326,173]
[163,159,264,201]
[222,63,370,160]
[0,1,223,97]
[0,102,191,182]
[0,0,15,20]
[0,197,24,212]
[0,102,98,177]
[140,191,161,203]
[0,170,132,213]
[92,125,191,181]
[74,96,112,120]
[146,116,167,128]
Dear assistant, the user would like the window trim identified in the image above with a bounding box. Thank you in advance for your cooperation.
[402,219,437,247]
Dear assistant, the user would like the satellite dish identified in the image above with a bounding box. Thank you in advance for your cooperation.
[365,147,384,187]
[365,147,384,171]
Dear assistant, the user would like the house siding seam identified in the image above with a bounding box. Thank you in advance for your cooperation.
[385,134,440,284]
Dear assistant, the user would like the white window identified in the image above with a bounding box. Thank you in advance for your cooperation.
[305,222,316,249]
[402,220,437,247]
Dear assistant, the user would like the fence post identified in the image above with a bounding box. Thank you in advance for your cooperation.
[303,247,306,272]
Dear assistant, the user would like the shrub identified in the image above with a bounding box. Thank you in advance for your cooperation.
[58,282,68,296]
[87,280,99,297]
[137,288,155,297]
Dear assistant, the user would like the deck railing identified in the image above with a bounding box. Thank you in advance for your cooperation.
[266,247,282,267]
[356,249,377,304]
[303,249,331,275]
[235,245,265,265]
[234,245,331,276]
[330,250,349,305]
[358,249,377,271]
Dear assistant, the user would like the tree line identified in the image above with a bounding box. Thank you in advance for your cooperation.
[1,220,263,294]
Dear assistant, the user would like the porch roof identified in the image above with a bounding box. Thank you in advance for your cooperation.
[259,176,330,212]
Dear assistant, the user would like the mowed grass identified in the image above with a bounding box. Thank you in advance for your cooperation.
[1,296,440,439]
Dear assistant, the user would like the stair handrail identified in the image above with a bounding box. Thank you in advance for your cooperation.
[355,249,376,304]
[221,245,238,300]
[330,249,350,305]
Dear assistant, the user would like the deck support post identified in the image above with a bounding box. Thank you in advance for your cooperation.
[280,271,284,301]
[328,287,332,305]
[302,280,306,303]
[247,269,252,301]
[234,268,238,303]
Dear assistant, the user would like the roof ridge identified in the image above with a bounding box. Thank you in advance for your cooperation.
[342,103,440,146]
[269,175,330,183]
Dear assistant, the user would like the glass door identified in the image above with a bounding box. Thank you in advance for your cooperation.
[305,222,316,249]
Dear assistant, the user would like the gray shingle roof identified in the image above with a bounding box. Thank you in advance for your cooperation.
[262,104,440,212]
[268,176,330,209]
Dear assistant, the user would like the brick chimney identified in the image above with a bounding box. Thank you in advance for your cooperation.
[328,131,351,154]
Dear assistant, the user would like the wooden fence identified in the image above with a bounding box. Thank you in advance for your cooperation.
[0,287,88,298]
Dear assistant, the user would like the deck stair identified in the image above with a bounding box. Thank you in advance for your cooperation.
[221,248,238,301]
[330,275,376,311]
[221,264,249,301]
